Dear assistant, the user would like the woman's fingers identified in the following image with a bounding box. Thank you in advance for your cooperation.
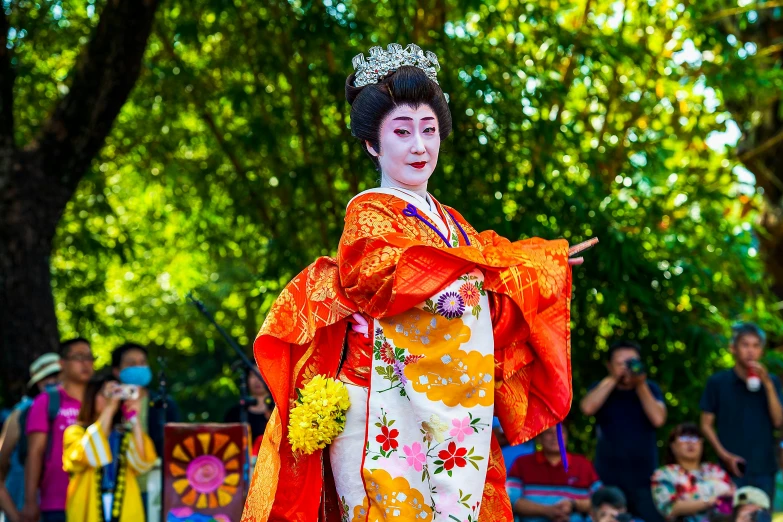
[350,312,369,337]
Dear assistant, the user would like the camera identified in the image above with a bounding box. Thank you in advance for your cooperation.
[625,358,645,376]
[107,384,140,401]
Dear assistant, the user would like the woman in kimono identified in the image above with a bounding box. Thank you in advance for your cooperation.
[243,43,586,522]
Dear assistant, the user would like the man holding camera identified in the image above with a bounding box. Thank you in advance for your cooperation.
[700,323,783,502]
[580,340,667,522]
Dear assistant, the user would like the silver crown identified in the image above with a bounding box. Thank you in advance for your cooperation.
[352,43,441,88]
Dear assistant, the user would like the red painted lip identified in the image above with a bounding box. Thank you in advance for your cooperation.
[410,162,427,169]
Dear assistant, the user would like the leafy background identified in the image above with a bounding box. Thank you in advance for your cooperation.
[5,0,783,453]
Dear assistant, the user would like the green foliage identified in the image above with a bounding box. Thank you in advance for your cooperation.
[10,0,779,450]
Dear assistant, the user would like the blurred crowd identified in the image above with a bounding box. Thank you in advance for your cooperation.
[0,322,779,522]
[501,322,781,522]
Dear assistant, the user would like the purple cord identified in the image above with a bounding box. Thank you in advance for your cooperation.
[403,204,453,247]
[557,423,569,472]
[446,211,471,246]
[402,203,473,248]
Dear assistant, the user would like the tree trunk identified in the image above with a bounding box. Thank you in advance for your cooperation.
[0,0,160,401]
[0,154,66,399]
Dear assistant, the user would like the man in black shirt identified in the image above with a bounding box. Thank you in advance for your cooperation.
[580,340,667,522]
[700,323,783,501]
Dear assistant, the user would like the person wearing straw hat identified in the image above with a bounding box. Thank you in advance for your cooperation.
[0,353,62,522]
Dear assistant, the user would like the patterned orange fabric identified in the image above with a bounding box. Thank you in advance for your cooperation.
[480,434,514,521]
[243,192,572,522]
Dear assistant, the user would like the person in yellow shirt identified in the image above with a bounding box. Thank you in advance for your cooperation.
[63,376,156,522]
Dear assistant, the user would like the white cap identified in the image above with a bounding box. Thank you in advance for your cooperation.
[733,486,770,510]
[27,353,61,388]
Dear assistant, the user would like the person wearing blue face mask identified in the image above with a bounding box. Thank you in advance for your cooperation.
[110,343,180,514]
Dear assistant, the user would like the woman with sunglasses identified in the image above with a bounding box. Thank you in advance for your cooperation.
[651,423,735,522]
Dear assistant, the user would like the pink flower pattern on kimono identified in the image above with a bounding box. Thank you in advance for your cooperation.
[437,492,461,520]
[450,416,473,443]
[403,442,427,472]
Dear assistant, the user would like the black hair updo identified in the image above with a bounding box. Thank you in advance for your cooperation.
[345,65,452,171]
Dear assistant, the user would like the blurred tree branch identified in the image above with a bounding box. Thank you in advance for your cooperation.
[706,0,783,21]
[739,129,783,164]
[30,0,160,199]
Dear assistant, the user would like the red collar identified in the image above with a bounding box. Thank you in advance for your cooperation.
[535,450,570,467]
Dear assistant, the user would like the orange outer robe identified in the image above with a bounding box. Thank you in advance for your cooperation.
[242,191,573,522]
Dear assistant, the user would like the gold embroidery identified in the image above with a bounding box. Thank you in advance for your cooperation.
[260,287,297,338]
[520,248,566,299]
[342,202,399,246]
[242,409,283,521]
[307,263,337,302]
[421,415,449,444]
[359,246,399,279]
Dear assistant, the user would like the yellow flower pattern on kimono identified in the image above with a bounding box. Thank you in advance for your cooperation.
[362,468,434,521]
[405,349,495,408]
[382,308,472,356]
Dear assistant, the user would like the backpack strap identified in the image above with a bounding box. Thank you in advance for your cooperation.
[15,390,60,467]
[16,405,31,466]
[46,388,60,423]
[43,388,61,461]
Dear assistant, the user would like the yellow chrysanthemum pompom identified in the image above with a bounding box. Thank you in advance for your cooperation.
[287,375,351,455]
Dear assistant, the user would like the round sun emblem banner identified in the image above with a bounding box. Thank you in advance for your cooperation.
[164,423,250,522]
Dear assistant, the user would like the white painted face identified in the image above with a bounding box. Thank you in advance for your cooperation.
[366,104,440,192]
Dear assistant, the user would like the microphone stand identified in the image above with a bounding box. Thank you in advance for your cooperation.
[237,363,258,429]
[150,357,168,522]
[186,293,263,382]
[187,292,261,496]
